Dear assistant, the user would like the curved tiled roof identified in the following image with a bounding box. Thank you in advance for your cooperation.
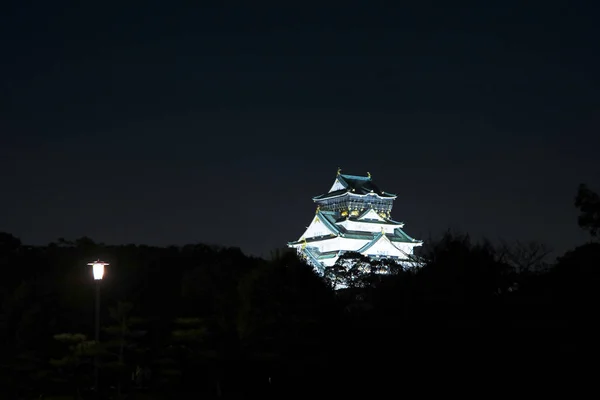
[313,173,396,200]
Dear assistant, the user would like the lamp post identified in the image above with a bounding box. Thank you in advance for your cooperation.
[87,260,108,396]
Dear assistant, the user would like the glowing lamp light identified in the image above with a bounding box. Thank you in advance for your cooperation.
[87,260,109,280]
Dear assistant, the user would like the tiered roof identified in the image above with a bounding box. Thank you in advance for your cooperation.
[313,173,396,201]
[287,210,420,246]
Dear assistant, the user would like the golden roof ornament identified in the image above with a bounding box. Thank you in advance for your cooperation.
[367,171,371,178]
[337,167,341,175]
[315,205,320,214]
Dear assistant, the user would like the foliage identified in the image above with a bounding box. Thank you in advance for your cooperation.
[575,183,600,238]
[0,219,597,396]
[48,332,96,398]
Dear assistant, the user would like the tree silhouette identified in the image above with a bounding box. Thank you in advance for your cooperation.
[575,183,600,238]
[49,332,96,399]
[101,300,148,398]
[0,225,597,397]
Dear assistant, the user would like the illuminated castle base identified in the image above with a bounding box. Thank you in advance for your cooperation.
[288,170,423,274]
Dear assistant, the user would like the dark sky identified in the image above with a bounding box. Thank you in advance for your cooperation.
[1,1,599,258]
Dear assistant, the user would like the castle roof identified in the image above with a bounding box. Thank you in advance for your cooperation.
[313,173,396,201]
[286,210,421,247]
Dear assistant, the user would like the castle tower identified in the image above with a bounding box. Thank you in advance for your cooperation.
[287,169,423,273]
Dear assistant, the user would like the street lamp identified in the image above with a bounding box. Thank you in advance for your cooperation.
[87,260,109,395]
[91,261,106,280]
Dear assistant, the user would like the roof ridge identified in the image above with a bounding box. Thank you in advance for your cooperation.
[340,173,370,180]
[356,231,385,253]
[316,210,342,236]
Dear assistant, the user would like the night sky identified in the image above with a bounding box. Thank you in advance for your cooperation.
[2,2,599,258]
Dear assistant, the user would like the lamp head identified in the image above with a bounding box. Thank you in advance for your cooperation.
[87,260,109,280]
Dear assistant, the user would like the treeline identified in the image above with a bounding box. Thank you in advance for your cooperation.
[0,183,598,399]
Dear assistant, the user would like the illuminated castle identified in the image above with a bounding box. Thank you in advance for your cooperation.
[288,169,423,273]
